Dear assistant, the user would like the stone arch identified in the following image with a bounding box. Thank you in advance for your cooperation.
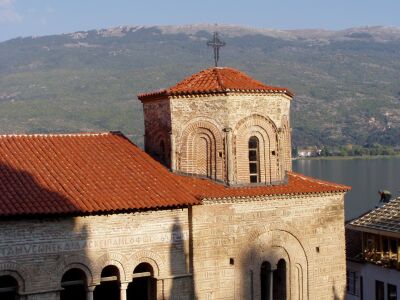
[0,267,26,294]
[152,131,170,166]
[178,119,224,180]
[59,264,94,287]
[295,263,304,300]
[233,114,281,184]
[94,253,128,283]
[128,250,166,279]
[56,255,95,286]
[236,228,309,299]
[280,115,292,172]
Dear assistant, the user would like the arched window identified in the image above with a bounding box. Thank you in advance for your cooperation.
[260,261,272,300]
[248,136,260,183]
[61,268,86,300]
[0,275,19,300]
[273,259,287,300]
[94,266,120,300]
[127,263,156,300]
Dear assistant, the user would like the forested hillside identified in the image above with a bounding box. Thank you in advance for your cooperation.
[1,24,400,147]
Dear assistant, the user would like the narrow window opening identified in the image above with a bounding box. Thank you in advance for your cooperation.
[260,261,272,300]
[61,268,86,300]
[388,284,397,300]
[273,259,287,300]
[128,263,156,300]
[248,136,260,183]
[376,280,384,300]
[94,266,120,300]
[0,275,19,300]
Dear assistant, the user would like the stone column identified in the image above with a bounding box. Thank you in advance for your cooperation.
[269,269,275,300]
[86,286,96,300]
[223,128,233,185]
[120,283,128,300]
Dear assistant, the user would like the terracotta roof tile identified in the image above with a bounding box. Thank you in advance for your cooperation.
[178,172,350,200]
[0,132,199,216]
[138,67,293,101]
[0,133,349,217]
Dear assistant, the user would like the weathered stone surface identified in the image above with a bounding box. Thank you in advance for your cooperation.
[143,93,292,184]
[0,192,346,299]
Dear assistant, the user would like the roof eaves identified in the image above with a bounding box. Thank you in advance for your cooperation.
[346,223,400,238]
[199,189,347,203]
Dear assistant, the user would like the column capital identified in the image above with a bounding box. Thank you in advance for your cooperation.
[223,127,232,132]
[87,285,96,292]
[120,282,129,290]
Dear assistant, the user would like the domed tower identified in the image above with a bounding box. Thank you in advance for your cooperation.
[138,67,293,185]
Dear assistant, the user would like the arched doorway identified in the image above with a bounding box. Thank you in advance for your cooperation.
[60,268,86,300]
[273,259,287,300]
[127,263,156,300]
[260,261,272,300]
[0,275,19,300]
[94,265,120,300]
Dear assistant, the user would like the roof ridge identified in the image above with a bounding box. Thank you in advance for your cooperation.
[138,67,294,101]
[0,132,114,138]
[289,171,351,190]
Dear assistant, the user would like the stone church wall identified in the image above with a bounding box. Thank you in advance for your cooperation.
[0,192,346,300]
[169,93,292,184]
[0,209,193,300]
[143,99,172,166]
[191,192,346,300]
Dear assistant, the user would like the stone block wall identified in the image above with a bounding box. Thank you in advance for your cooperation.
[0,191,346,299]
[191,192,346,300]
[169,93,292,184]
[143,99,172,166]
[0,209,193,300]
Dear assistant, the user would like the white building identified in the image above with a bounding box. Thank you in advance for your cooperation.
[346,198,400,300]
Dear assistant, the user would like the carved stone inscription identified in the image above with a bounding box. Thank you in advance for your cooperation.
[0,231,187,258]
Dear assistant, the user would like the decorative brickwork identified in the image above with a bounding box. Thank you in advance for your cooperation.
[143,99,172,167]
[178,119,224,180]
[233,114,281,184]
[0,66,349,299]
[280,115,292,172]
[140,67,293,186]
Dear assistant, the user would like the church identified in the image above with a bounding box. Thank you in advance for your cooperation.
[0,66,350,299]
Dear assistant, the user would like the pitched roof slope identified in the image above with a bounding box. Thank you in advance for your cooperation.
[138,67,293,101]
[0,133,349,217]
[0,132,198,216]
[348,198,400,236]
[179,172,350,200]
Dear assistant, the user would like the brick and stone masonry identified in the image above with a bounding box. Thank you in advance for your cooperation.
[0,66,349,299]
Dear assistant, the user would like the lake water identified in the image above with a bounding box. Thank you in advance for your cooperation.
[292,157,400,221]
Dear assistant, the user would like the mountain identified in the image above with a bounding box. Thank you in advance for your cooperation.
[1,24,400,148]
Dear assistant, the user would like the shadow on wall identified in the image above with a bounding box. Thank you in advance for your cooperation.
[0,163,197,299]
[240,246,289,300]
[332,282,345,300]
[0,163,93,300]
[169,216,195,299]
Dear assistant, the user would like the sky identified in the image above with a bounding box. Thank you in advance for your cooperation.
[1,0,400,42]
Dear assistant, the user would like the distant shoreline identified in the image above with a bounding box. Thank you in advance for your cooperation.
[293,154,400,161]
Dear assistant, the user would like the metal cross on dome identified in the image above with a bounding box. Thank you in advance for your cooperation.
[207,32,225,67]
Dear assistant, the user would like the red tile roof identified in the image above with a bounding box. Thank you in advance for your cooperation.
[0,132,198,217]
[138,67,293,101]
[179,172,350,200]
[0,132,349,217]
